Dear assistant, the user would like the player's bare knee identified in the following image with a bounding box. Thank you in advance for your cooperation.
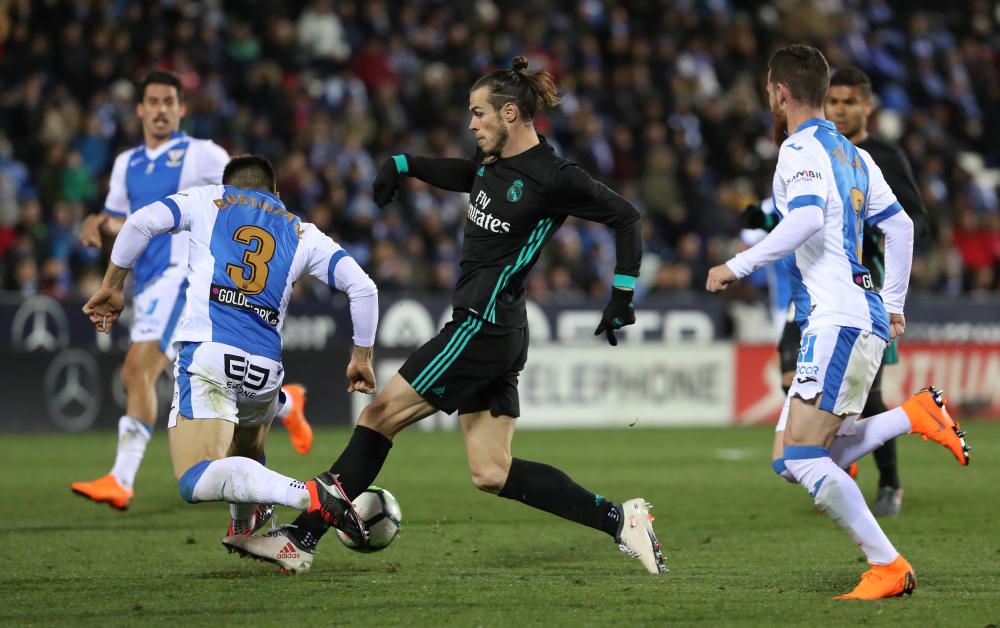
[469,464,508,494]
[357,397,394,435]
[121,362,148,393]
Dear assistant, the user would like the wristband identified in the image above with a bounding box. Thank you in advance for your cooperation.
[612,274,637,290]
[392,154,409,174]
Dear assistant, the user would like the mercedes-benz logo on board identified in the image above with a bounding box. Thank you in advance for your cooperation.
[44,349,102,431]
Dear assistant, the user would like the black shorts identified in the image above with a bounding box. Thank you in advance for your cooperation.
[778,319,885,391]
[399,310,528,417]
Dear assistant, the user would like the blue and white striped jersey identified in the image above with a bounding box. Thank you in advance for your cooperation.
[104,131,228,294]
[769,118,904,341]
[110,184,378,360]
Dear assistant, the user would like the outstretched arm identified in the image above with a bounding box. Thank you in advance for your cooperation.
[372,154,477,207]
[707,205,824,292]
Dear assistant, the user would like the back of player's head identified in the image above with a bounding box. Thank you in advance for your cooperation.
[768,44,830,108]
[470,56,561,120]
[223,154,276,192]
[138,70,183,102]
[830,66,873,101]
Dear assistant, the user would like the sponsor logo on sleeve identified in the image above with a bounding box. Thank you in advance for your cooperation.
[785,170,823,186]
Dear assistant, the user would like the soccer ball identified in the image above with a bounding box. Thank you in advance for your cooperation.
[336,486,402,552]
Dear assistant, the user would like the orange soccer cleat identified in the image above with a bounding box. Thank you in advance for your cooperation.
[836,555,916,600]
[847,463,859,479]
[70,474,133,511]
[902,387,970,465]
[281,384,313,455]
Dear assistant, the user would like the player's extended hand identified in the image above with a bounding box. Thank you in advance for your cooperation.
[80,214,108,248]
[705,264,738,293]
[594,287,635,346]
[372,157,403,208]
[888,312,906,340]
[83,286,125,334]
[346,346,376,394]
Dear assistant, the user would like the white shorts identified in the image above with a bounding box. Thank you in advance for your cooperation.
[131,270,188,360]
[168,341,284,428]
[776,325,885,429]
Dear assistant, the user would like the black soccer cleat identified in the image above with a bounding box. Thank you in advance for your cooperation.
[305,472,369,547]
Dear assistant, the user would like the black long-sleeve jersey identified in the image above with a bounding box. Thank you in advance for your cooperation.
[858,135,929,290]
[403,138,641,328]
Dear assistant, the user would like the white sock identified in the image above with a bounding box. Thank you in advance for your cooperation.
[830,408,911,468]
[109,415,152,490]
[185,457,310,509]
[275,388,292,420]
[785,448,898,565]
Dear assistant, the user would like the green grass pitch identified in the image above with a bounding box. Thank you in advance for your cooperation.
[1,422,997,626]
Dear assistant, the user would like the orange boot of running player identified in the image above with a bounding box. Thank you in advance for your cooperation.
[901,387,970,465]
[836,555,916,600]
[71,474,133,511]
[281,384,313,455]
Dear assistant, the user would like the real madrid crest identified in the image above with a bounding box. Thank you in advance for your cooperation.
[166,148,185,167]
[506,179,524,202]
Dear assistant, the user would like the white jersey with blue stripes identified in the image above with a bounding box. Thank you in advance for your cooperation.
[119,184,374,361]
[105,132,228,294]
[771,118,903,341]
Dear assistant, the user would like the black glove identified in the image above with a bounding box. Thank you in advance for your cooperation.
[594,287,635,346]
[740,203,778,232]
[373,155,405,208]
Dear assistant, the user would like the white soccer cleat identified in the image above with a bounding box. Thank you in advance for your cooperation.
[227,504,274,537]
[616,498,667,574]
[223,525,313,574]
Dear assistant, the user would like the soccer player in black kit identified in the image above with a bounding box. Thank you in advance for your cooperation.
[756,66,930,517]
[225,57,667,575]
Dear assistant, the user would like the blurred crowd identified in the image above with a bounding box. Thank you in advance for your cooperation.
[1,0,998,305]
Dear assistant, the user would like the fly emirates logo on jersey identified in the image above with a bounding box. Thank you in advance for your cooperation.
[467,190,511,233]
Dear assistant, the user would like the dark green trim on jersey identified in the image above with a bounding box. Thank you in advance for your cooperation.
[484,218,554,323]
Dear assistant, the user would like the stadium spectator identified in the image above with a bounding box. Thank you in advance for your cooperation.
[0,0,997,298]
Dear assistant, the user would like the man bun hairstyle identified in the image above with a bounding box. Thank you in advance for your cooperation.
[830,65,873,101]
[471,56,561,120]
[223,154,277,192]
[138,70,184,103]
[767,44,830,108]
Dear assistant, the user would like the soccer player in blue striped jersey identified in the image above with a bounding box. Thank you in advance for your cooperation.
[82,155,376,561]
[707,45,968,599]
[71,72,313,514]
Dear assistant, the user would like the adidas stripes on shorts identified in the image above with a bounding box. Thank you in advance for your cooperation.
[398,309,527,418]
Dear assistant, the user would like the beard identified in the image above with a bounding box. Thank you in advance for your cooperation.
[772,108,788,146]
[484,124,509,157]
